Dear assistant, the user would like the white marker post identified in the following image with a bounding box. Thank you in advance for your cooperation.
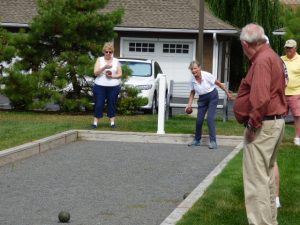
[157,74,166,134]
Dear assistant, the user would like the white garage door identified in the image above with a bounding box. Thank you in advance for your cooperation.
[121,38,196,82]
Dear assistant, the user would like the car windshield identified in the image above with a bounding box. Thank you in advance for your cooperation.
[120,62,151,77]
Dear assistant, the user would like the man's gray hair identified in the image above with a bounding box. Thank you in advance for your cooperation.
[240,23,266,44]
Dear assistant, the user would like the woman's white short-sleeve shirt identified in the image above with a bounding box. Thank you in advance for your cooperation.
[94,56,120,86]
[190,71,216,95]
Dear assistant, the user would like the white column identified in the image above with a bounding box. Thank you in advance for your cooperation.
[212,33,219,79]
[157,74,166,134]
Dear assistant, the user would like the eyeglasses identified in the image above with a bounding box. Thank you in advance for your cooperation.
[105,51,113,54]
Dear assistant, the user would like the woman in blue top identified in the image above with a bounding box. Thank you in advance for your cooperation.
[186,60,233,149]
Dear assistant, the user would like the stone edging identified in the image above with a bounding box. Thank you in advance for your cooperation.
[159,142,243,225]
[0,129,243,225]
[0,129,243,168]
[0,130,78,167]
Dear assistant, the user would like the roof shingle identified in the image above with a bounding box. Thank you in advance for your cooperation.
[0,0,38,25]
[0,0,236,31]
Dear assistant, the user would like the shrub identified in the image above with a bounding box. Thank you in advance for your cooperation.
[117,65,147,115]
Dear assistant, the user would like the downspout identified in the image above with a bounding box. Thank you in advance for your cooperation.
[212,33,219,78]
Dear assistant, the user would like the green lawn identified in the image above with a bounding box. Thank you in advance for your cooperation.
[0,111,244,150]
[0,111,299,224]
[176,124,300,225]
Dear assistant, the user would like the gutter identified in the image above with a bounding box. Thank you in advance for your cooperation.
[114,26,238,34]
[1,22,238,35]
[272,31,285,36]
[0,22,29,28]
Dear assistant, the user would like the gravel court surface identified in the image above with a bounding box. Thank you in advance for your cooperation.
[0,140,233,225]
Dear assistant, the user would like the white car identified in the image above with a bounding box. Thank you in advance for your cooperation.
[119,58,167,114]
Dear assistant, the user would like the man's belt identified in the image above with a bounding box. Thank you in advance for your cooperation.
[263,115,284,121]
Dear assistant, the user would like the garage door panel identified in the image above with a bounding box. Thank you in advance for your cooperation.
[122,38,195,82]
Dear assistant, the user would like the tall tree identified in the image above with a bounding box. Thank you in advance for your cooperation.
[0,27,16,77]
[1,0,123,111]
[280,5,300,49]
[206,0,284,90]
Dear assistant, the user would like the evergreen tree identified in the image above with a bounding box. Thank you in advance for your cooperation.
[1,0,123,111]
[206,0,284,90]
[0,27,16,77]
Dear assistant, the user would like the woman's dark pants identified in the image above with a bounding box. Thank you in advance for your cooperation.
[93,84,120,118]
[195,88,218,142]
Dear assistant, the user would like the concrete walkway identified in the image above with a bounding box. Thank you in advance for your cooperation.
[0,131,242,225]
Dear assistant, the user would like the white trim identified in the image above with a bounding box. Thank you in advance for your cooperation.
[0,22,29,28]
[273,31,285,36]
[212,33,219,78]
[120,37,125,57]
[115,27,238,34]
[122,37,194,42]
[0,22,238,35]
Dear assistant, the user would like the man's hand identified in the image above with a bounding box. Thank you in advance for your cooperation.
[227,91,236,101]
[245,128,256,143]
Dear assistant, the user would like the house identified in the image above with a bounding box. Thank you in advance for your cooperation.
[280,0,300,9]
[0,0,238,84]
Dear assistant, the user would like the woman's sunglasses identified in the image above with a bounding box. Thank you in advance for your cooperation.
[105,51,113,54]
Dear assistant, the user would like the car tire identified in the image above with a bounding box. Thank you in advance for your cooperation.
[151,95,158,115]
[145,93,157,115]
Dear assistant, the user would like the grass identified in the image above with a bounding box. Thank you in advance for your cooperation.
[0,111,299,224]
[0,111,244,150]
[177,151,247,225]
[176,124,300,225]
[0,111,153,150]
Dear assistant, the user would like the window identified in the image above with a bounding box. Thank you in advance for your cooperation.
[119,62,152,77]
[129,42,155,53]
[163,43,189,54]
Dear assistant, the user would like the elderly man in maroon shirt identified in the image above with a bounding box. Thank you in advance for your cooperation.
[234,23,288,225]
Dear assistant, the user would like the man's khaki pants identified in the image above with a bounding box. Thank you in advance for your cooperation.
[243,119,285,225]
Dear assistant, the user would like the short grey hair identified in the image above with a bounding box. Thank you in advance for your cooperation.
[188,60,201,70]
[240,23,265,44]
